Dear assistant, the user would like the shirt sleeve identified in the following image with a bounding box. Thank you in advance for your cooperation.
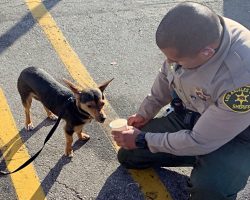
[137,61,173,120]
[145,95,250,156]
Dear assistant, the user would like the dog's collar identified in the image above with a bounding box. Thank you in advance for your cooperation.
[69,97,92,119]
[73,100,92,119]
[77,106,92,119]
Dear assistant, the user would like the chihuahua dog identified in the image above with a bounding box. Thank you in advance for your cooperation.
[17,66,113,157]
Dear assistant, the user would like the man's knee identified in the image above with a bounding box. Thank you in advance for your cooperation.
[117,148,142,169]
[117,148,154,169]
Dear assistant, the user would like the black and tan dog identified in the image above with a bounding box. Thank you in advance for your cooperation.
[17,66,113,157]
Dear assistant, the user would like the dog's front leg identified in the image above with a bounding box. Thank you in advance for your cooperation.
[74,124,90,140]
[64,125,74,157]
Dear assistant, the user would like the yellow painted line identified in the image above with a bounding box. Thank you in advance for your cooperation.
[25,1,172,199]
[25,0,94,88]
[0,88,46,200]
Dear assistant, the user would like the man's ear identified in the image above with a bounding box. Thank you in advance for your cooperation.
[98,78,114,93]
[200,47,215,58]
[63,78,81,94]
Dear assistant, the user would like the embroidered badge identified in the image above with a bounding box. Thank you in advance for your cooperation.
[223,86,250,113]
[195,88,211,101]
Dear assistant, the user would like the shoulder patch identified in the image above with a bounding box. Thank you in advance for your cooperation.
[223,86,250,113]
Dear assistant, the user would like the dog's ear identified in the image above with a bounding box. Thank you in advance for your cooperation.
[63,78,81,94]
[98,78,114,93]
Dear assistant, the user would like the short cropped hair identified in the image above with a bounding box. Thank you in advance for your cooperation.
[156,2,222,57]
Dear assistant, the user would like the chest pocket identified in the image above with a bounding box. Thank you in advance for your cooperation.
[189,89,214,113]
[167,68,214,113]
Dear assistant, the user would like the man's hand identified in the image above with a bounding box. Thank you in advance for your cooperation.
[111,126,142,149]
[127,114,149,128]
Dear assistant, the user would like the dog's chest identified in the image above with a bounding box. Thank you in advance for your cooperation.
[64,110,92,126]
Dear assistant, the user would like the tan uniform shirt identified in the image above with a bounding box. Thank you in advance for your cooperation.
[138,17,250,156]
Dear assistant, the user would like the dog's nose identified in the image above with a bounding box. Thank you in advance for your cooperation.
[99,116,106,123]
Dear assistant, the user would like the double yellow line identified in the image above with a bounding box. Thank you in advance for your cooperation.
[0,1,172,199]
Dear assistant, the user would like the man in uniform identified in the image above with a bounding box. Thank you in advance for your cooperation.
[112,2,250,200]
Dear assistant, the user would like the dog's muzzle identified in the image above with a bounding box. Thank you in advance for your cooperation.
[98,114,106,123]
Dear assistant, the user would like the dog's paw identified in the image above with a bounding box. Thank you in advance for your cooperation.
[26,123,34,131]
[78,132,90,140]
[65,149,74,157]
[48,114,58,121]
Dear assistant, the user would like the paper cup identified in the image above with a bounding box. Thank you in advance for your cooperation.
[109,118,128,131]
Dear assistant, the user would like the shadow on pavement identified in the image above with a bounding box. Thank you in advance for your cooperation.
[96,166,144,200]
[0,0,61,55]
[155,167,189,200]
[30,155,72,200]
[0,118,55,173]
[30,137,89,199]
[95,166,189,200]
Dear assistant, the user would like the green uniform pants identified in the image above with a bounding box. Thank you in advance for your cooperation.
[117,111,250,200]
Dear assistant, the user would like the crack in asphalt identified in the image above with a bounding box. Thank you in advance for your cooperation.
[56,180,85,200]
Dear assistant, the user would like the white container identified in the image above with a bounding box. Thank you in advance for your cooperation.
[109,118,128,131]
